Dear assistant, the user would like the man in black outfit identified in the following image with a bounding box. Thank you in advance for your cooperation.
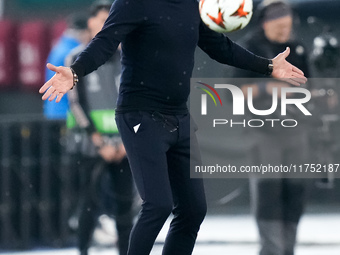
[65,1,135,255]
[39,0,307,254]
[233,1,310,254]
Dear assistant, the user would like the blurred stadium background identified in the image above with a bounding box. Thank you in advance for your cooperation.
[0,0,339,254]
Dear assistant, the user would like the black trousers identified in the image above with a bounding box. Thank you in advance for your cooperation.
[116,111,207,255]
[250,131,310,255]
[78,157,135,255]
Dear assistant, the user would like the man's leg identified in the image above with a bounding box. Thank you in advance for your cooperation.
[109,158,135,255]
[162,114,207,255]
[77,158,100,255]
[116,111,177,255]
[251,178,285,255]
[281,133,310,255]
[250,133,285,255]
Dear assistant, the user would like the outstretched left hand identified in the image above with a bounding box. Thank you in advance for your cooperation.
[272,47,307,86]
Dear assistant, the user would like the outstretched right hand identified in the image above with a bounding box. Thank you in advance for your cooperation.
[39,63,74,103]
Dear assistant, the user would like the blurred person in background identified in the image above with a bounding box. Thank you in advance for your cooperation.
[310,29,340,115]
[311,29,340,124]
[310,30,340,188]
[65,1,135,255]
[44,11,90,119]
[233,1,310,255]
[311,31,340,78]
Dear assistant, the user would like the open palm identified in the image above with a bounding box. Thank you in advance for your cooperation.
[272,47,307,86]
[39,63,74,103]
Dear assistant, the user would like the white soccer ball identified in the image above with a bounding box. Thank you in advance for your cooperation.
[199,0,253,33]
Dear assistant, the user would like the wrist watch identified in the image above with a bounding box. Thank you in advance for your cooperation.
[266,59,274,76]
[69,67,79,90]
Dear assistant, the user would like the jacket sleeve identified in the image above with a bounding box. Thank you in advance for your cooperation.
[198,21,271,75]
[70,0,144,77]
